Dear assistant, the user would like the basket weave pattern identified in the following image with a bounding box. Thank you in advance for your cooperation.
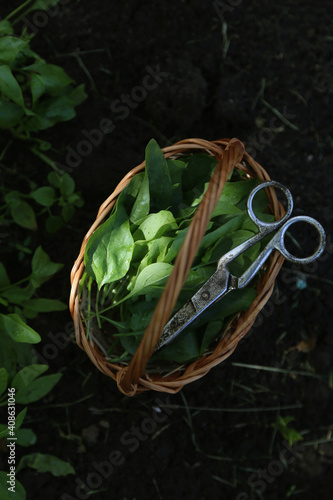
[69,138,285,396]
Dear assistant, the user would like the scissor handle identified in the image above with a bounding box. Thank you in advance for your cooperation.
[237,181,326,288]
[247,180,294,232]
[270,215,326,264]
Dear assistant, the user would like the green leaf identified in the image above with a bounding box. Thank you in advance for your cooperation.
[22,298,66,314]
[61,205,75,222]
[0,21,14,36]
[0,368,8,397]
[145,139,172,211]
[85,204,134,288]
[18,453,75,477]
[221,178,259,206]
[27,85,87,131]
[199,215,245,253]
[0,471,26,500]
[16,428,37,447]
[0,334,34,380]
[0,37,28,65]
[0,97,24,128]
[273,416,304,446]
[30,186,56,207]
[30,73,45,104]
[0,407,27,438]
[47,171,61,188]
[0,65,24,107]
[15,373,62,404]
[0,262,11,288]
[135,211,177,242]
[66,83,87,105]
[14,407,28,431]
[30,246,63,287]
[0,314,41,343]
[153,328,201,363]
[130,171,150,223]
[10,200,37,230]
[25,62,73,98]
[182,153,218,192]
[200,288,258,352]
[138,236,173,272]
[1,284,35,305]
[12,365,48,391]
[164,226,189,264]
[128,262,173,300]
[45,215,63,233]
[59,173,75,196]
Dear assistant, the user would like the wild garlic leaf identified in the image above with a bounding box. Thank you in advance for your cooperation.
[199,215,245,253]
[199,287,257,353]
[124,262,173,301]
[152,328,201,363]
[145,139,172,210]
[182,153,217,192]
[84,203,134,288]
[221,178,259,205]
[138,236,174,273]
[0,98,24,128]
[130,171,150,223]
[0,65,25,107]
[24,62,74,94]
[135,211,177,241]
[0,37,27,65]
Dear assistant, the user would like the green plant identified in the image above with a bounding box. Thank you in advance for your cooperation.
[0,246,73,499]
[271,416,304,446]
[0,1,86,240]
[81,139,275,365]
[0,4,82,497]
[0,246,66,320]
[0,11,86,157]
[1,172,84,233]
[0,364,75,500]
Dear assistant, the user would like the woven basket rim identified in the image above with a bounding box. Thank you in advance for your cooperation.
[69,138,285,396]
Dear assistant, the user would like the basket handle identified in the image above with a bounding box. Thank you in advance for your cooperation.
[117,138,245,395]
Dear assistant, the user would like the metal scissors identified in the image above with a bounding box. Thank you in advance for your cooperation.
[154,180,326,352]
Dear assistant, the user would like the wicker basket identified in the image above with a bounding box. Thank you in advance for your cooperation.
[69,138,285,396]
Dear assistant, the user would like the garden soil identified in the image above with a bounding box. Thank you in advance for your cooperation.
[0,1,333,499]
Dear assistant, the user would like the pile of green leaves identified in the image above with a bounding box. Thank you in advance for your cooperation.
[82,139,274,366]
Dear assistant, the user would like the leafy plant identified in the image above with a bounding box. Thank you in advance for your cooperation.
[1,172,84,233]
[0,15,86,145]
[0,246,73,497]
[0,4,80,497]
[0,246,66,321]
[82,139,275,365]
[271,416,304,446]
[0,1,86,241]
[0,363,74,500]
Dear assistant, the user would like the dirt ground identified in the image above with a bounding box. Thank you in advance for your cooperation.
[1,0,333,499]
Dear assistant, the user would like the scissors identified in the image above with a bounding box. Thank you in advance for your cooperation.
[154,180,326,352]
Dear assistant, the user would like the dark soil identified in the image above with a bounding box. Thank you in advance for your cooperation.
[1,1,333,499]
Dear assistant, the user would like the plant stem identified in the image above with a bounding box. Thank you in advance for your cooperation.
[30,147,64,174]
[0,140,13,163]
[0,275,31,293]
[5,0,34,22]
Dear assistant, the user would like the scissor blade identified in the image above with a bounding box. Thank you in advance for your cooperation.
[154,268,235,352]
